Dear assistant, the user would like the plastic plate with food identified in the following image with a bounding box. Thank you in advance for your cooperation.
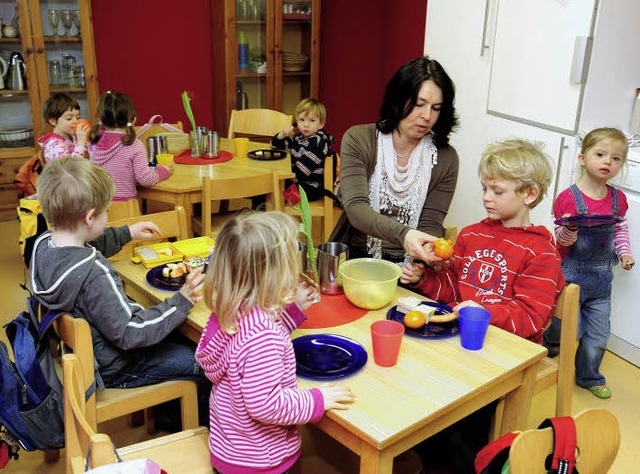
[387,302,459,339]
[554,214,624,228]
[247,149,288,161]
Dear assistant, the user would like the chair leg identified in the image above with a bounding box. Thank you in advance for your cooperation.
[181,384,200,430]
[145,408,158,435]
[44,449,60,463]
[130,410,145,427]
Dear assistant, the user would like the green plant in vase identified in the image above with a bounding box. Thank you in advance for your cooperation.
[182,90,200,157]
[283,183,320,302]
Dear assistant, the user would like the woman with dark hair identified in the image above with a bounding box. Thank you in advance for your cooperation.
[331,56,460,264]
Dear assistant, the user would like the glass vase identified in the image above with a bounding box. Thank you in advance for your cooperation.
[190,130,201,157]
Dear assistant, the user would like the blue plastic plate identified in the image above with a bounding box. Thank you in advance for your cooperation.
[554,214,623,227]
[293,334,368,381]
[387,301,459,339]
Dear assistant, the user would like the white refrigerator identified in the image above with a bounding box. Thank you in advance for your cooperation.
[424,0,640,366]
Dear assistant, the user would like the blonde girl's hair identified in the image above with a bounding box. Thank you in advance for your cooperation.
[295,98,326,124]
[89,91,137,146]
[203,211,300,334]
[479,138,552,209]
[581,127,628,162]
[38,157,115,230]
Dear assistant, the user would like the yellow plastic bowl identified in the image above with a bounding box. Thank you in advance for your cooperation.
[338,258,402,310]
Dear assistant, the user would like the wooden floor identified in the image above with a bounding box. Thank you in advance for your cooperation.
[1,218,638,473]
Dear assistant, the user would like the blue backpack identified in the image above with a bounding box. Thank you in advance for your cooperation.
[0,295,65,459]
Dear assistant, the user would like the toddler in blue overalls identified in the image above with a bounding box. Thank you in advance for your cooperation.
[544,128,635,399]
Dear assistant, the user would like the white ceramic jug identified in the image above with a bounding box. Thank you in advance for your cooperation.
[0,56,8,89]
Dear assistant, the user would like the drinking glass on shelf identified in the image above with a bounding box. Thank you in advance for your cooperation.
[60,10,73,37]
[48,9,59,37]
[72,11,81,36]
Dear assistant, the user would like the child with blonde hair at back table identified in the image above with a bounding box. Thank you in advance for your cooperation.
[88,91,173,201]
[401,138,565,344]
[544,127,635,400]
[38,93,90,162]
[195,211,355,474]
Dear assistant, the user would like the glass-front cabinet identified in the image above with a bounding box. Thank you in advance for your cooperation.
[0,0,98,220]
[211,0,320,135]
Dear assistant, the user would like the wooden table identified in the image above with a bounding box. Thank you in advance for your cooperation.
[138,138,294,235]
[112,259,547,473]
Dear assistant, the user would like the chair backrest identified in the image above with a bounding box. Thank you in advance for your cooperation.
[228,108,292,142]
[443,226,458,244]
[107,198,142,222]
[200,172,283,237]
[63,354,118,473]
[107,206,190,260]
[57,314,99,428]
[544,283,580,417]
[509,408,620,474]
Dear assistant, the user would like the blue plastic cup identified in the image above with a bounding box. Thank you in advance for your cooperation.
[458,307,491,351]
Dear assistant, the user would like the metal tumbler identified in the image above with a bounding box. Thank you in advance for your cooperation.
[147,136,164,168]
[204,131,219,158]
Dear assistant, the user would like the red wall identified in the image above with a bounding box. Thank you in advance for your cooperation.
[91,0,426,145]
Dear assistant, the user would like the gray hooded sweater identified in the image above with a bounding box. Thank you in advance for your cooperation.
[29,226,193,379]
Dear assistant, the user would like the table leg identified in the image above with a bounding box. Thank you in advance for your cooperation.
[498,363,538,436]
[359,443,394,474]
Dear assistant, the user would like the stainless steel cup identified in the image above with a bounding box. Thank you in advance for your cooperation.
[147,136,163,168]
[317,242,349,294]
[204,131,219,158]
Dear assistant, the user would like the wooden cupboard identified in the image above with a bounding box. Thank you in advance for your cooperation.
[211,0,320,135]
[0,0,98,220]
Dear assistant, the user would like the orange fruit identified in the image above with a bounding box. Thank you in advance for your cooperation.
[403,310,426,329]
[73,119,91,132]
[434,238,454,259]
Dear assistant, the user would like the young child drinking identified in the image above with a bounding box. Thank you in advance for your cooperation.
[30,157,209,426]
[401,138,565,343]
[195,211,355,474]
[38,93,90,162]
[272,98,335,201]
[545,127,634,399]
[88,91,172,201]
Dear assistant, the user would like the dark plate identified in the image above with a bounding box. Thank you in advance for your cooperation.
[293,334,368,381]
[554,214,624,227]
[387,301,459,339]
[146,265,186,291]
[248,149,288,161]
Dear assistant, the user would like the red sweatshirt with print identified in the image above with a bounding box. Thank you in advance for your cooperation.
[414,218,565,343]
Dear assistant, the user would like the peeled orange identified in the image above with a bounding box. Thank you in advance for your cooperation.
[434,238,454,259]
[403,310,426,329]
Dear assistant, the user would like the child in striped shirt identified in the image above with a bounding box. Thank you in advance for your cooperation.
[88,91,172,201]
[545,127,634,400]
[195,211,355,474]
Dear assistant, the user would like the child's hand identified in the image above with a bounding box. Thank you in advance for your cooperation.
[129,221,161,239]
[162,164,175,175]
[294,281,318,311]
[278,126,294,139]
[74,121,90,147]
[317,383,355,410]
[560,213,578,231]
[400,261,424,284]
[621,255,635,271]
[180,270,205,304]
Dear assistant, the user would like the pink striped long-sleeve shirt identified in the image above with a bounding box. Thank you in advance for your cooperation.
[195,303,324,474]
[88,131,169,200]
[554,186,632,259]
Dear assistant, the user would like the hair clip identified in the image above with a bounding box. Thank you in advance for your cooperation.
[98,121,103,126]
[126,122,133,127]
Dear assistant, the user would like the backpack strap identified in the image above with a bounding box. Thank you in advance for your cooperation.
[474,431,520,474]
[538,417,578,474]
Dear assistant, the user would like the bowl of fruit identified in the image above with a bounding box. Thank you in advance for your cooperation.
[338,258,402,310]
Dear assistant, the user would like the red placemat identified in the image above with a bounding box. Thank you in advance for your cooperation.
[300,293,368,329]
[174,150,233,165]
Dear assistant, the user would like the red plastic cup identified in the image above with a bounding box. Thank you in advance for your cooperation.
[458,307,491,351]
[370,320,405,367]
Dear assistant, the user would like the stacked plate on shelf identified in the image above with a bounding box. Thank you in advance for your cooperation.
[0,126,34,148]
[282,51,309,72]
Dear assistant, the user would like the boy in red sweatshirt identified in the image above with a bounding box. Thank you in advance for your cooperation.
[401,138,565,343]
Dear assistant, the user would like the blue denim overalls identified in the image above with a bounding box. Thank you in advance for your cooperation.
[564,184,620,388]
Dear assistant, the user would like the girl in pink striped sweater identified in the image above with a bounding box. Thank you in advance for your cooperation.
[88,91,172,201]
[195,211,355,474]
